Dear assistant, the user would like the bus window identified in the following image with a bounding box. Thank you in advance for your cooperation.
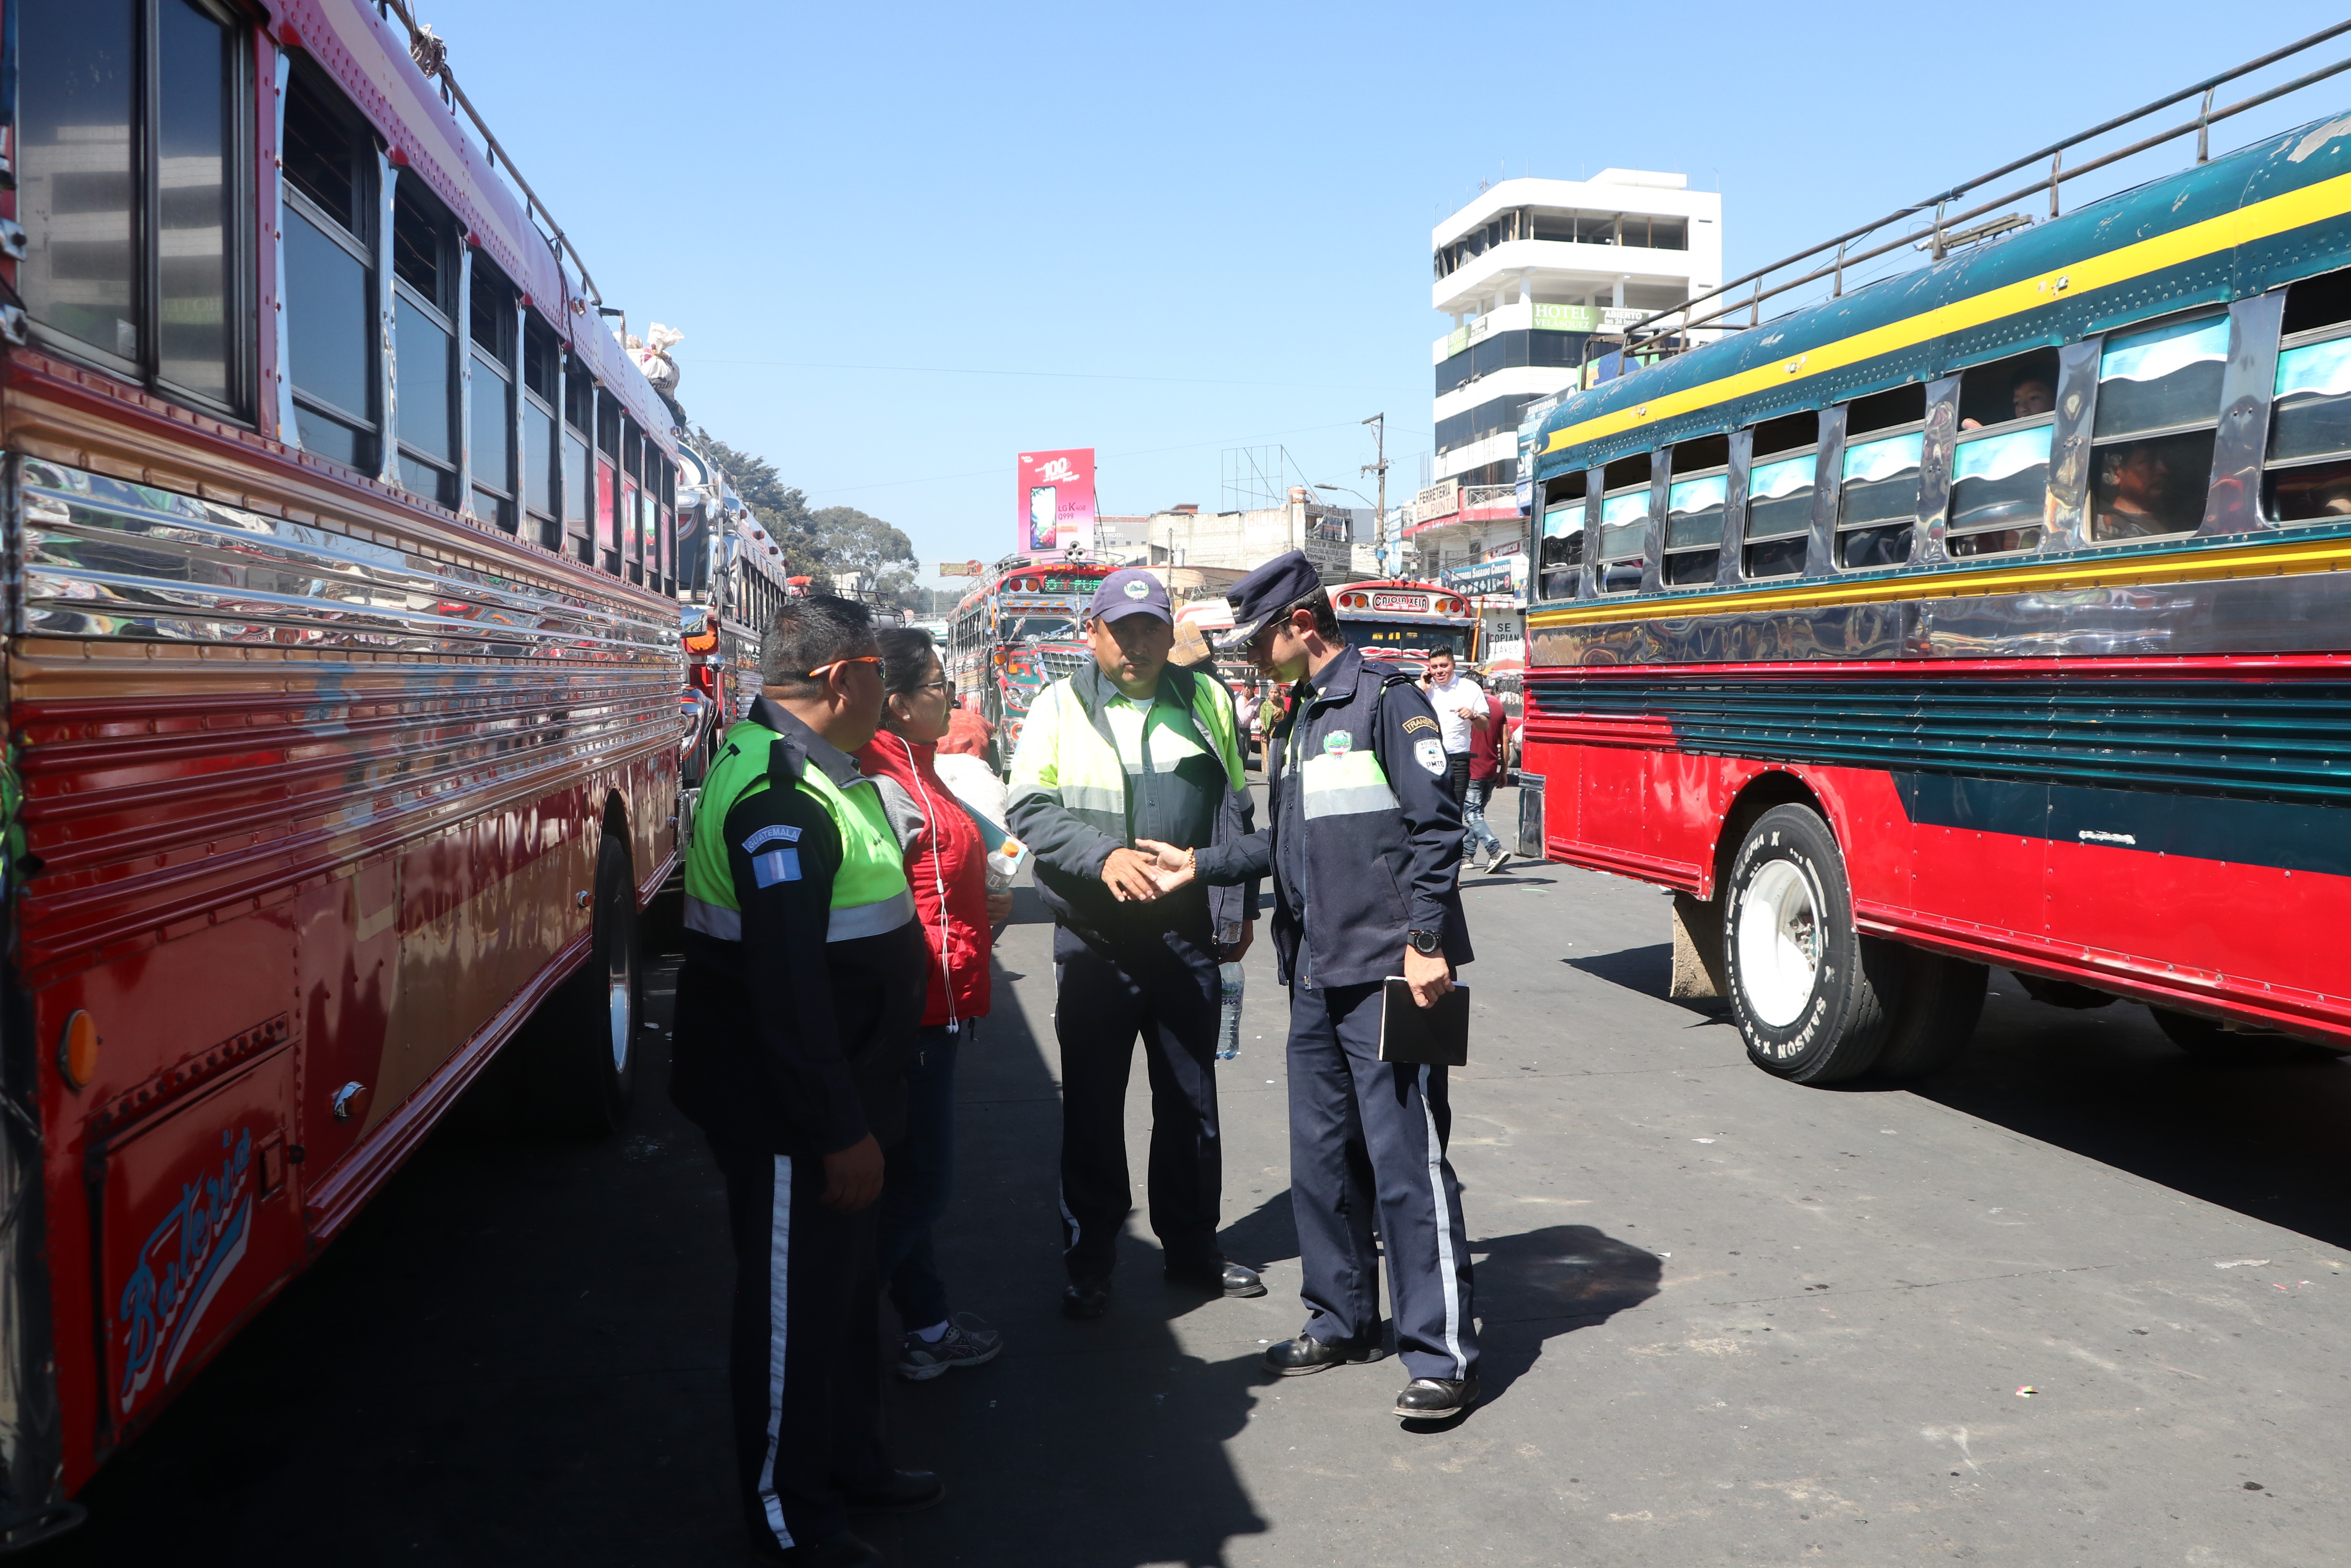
[1663,435,1729,587]
[1958,348,2059,430]
[1596,454,1651,594]
[1742,412,1816,578]
[1949,424,2052,556]
[2264,271,2351,522]
[2090,314,2227,540]
[1002,615,1076,643]
[1837,432,1921,568]
[1539,489,1584,601]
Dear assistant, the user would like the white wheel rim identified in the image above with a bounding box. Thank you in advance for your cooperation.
[607,929,633,1074]
[1737,859,1822,1029]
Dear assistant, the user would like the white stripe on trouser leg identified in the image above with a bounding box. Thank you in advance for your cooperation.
[1418,1065,1467,1379]
[757,1156,794,1549]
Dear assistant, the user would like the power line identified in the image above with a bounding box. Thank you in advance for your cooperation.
[695,357,1389,392]
[803,418,1404,498]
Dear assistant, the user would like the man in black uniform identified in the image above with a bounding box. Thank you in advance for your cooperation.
[672,595,940,1567]
[1142,551,1482,1420]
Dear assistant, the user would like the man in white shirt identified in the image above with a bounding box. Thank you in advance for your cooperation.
[1419,648,1487,809]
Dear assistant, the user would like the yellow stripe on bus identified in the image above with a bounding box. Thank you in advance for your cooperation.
[1541,168,2351,459]
[1525,530,2351,630]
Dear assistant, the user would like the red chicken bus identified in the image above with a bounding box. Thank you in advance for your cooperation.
[0,0,689,1537]
[1521,34,2351,1086]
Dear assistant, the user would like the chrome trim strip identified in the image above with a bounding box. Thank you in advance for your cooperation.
[17,459,675,658]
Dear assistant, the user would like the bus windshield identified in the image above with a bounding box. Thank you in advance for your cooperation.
[1350,620,1470,658]
[1003,614,1078,644]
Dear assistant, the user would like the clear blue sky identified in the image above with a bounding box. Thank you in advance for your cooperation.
[441,0,2347,577]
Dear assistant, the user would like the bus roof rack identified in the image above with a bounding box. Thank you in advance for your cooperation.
[1600,20,2351,371]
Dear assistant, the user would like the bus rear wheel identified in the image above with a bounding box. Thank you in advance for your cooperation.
[532,833,643,1134]
[1723,804,1902,1085]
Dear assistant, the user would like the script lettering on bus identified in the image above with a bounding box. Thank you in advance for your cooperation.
[116,1127,256,1414]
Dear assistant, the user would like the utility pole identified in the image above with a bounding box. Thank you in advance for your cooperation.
[1362,413,1389,573]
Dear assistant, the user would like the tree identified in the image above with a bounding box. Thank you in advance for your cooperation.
[810,506,921,605]
[695,429,822,574]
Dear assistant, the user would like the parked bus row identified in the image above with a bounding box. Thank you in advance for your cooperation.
[0,0,693,1538]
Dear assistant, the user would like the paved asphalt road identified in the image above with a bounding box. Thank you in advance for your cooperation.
[38,787,2351,1566]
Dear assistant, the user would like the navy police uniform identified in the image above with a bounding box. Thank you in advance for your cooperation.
[1195,553,1480,1387]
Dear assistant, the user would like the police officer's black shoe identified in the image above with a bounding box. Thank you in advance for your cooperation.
[1264,1333,1386,1374]
[1062,1275,1113,1320]
[752,1527,885,1565]
[1165,1257,1267,1298]
[843,1468,946,1513]
[1394,1376,1479,1419]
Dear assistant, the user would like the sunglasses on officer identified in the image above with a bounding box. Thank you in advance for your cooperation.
[805,654,882,681]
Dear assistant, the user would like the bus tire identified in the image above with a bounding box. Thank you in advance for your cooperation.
[1723,804,1901,1085]
[534,833,643,1134]
[1868,951,1987,1082]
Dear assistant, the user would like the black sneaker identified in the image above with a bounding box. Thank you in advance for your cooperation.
[895,1313,1003,1381]
[1062,1276,1112,1320]
[843,1469,946,1514]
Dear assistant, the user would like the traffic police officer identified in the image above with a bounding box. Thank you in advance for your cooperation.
[1006,567,1264,1319]
[1143,550,1481,1420]
[672,595,940,1568]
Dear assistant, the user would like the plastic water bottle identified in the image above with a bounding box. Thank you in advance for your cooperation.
[1216,962,1245,1060]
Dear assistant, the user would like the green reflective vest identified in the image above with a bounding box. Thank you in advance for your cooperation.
[1009,669,1246,845]
[685,719,915,943]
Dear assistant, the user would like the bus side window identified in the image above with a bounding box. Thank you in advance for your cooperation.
[1947,349,2060,557]
[1663,435,1729,587]
[1742,410,1818,578]
[1834,385,1924,569]
[1538,475,1584,601]
[2088,314,2227,541]
[2265,268,2351,522]
[1595,454,1651,594]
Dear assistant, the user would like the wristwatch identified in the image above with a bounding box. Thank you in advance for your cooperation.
[1406,929,1442,956]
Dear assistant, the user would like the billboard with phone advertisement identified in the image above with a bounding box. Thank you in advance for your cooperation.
[1017,449,1096,553]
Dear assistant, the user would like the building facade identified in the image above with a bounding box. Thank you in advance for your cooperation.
[1411,169,1722,582]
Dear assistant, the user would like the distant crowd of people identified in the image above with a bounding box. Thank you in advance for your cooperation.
[670,555,1502,1566]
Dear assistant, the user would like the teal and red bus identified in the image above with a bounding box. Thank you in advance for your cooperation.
[945,556,1116,767]
[1522,28,2351,1083]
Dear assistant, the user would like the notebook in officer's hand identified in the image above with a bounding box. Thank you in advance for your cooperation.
[1378,978,1469,1066]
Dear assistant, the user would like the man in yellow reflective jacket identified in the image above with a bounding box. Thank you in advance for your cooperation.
[1007,568,1264,1320]
[673,595,938,1568]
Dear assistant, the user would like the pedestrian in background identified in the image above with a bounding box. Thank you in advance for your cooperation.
[672,595,940,1568]
[1418,647,1488,814]
[1006,567,1264,1320]
[1463,681,1511,875]
[858,627,1014,1382]
[1141,550,1482,1421]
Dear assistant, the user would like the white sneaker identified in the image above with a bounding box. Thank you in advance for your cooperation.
[896,1312,1004,1381]
[1486,849,1513,875]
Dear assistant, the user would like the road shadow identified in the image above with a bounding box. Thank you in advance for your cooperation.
[880,948,1268,1568]
[1564,941,1672,999]
[1217,1186,1301,1272]
[1892,973,2351,1251]
[1469,1224,1661,1408]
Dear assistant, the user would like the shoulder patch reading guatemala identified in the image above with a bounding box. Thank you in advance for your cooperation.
[742,823,803,852]
[1413,737,1446,776]
[1401,714,1439,737]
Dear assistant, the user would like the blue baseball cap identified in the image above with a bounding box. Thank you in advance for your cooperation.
[1088,567,1172,625]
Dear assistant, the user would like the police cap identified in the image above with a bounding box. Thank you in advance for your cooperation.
[1218,549,1323,651]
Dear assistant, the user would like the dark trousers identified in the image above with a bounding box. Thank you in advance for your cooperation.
[713,1142,891,1554]
[1442,751,1471,806]
[1054,924,1224,1280]
[876,1022,963,1332]
[1286,978,1479,1382]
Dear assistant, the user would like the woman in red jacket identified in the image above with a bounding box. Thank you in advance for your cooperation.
[860,627,1014,1379]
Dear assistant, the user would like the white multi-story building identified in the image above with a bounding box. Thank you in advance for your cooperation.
[1411,170,1722,596]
